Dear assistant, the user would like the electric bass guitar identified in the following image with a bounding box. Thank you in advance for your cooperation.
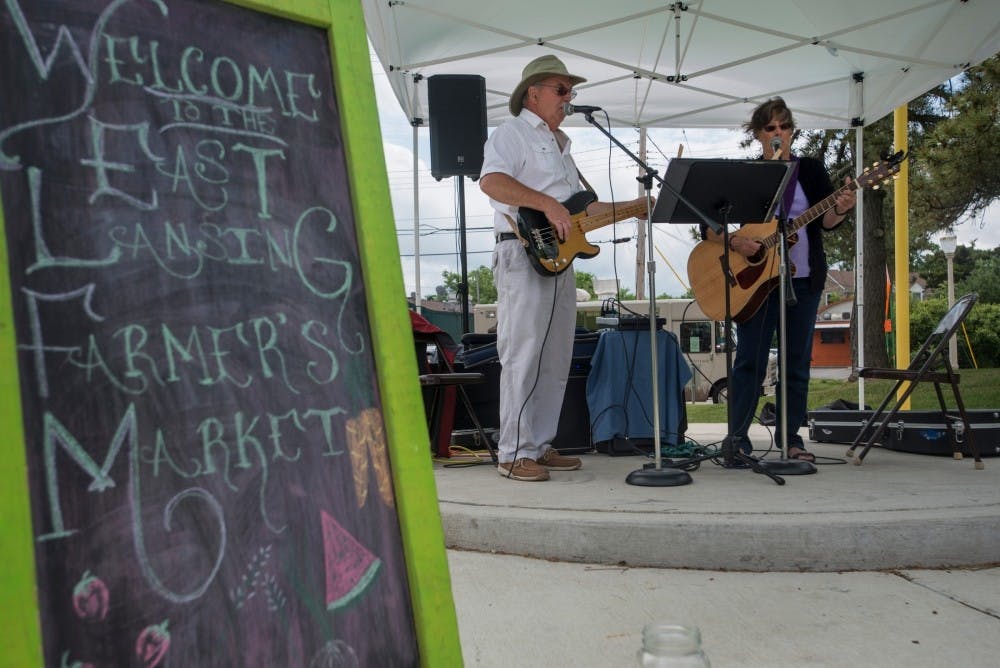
[687,151,906,322]
[516,191,648,276]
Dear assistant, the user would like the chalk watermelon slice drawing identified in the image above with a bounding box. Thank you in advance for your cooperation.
[321,510,381,612]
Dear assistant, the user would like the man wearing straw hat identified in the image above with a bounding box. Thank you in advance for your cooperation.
[480,55,648,481]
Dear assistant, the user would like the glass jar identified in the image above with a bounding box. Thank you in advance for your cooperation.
[637,622,710,667]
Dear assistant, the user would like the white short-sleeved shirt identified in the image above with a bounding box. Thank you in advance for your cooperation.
[479,109,583,235]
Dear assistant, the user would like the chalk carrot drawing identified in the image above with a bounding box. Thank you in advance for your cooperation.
[345,408,394,508]
[71,571,109,621]
[320,510,381,612]
[135,620,171,668]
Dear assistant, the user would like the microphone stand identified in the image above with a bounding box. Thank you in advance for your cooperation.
[575,109,789,486]
[642,209,784,486]
[755,211,816,476]
[577,109,693,486]
[717,212,786,484]
[748,140,815,476]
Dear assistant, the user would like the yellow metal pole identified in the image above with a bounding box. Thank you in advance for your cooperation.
[894,105,911,408]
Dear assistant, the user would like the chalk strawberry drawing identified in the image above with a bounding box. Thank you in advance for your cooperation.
[71,571,109,621]
[135,620,171,668]
[320,510,381,612]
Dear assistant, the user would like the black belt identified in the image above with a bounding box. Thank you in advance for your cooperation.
[496,232,518,242]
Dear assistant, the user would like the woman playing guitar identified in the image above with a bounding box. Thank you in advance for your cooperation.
[711,97,856,464]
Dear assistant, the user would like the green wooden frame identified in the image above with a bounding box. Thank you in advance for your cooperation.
[0,0,461,665]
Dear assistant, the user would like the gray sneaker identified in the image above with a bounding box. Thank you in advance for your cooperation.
[497,458,550,481]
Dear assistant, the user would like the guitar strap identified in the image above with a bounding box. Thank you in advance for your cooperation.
[780,157,801,220]
[554,128,596,195]
[501,213,528,246]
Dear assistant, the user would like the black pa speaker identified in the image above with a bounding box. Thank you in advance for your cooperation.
[428,74,486,180]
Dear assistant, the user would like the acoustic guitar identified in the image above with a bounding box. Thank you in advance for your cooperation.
[687,151,906,322]
[516,191,648,276]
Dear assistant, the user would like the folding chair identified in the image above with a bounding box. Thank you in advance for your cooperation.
[410,311,497,462]
[846,293,982,469]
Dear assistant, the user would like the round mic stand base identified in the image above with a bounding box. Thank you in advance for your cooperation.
[626,465,692,487]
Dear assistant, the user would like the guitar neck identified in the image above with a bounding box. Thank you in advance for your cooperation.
[760,180,859,250]
[578,202,648,234]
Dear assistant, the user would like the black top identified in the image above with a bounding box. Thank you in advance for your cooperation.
[782,156,841,292]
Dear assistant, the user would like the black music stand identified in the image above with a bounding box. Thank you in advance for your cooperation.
[652,159,792,229]
[653,159,799,483]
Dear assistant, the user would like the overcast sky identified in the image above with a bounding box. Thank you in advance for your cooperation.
[370,58,999,300]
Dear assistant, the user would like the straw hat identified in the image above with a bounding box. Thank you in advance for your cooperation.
[509,55,586,116]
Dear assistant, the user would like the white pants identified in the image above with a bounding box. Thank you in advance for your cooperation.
[493,240,577,462]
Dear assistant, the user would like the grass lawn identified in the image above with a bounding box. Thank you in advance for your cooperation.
[685,367,999,423]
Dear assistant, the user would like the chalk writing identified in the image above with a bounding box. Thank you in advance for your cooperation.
[2,0,419,664]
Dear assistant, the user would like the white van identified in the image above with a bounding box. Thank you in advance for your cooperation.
[472,298,774,403]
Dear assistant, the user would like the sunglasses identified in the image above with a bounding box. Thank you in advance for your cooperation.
[534,82,577,100]
[764,122,794,132]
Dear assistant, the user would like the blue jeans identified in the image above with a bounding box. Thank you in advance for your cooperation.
[729,278,822,449]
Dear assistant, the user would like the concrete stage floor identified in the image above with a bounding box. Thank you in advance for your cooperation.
[436,423,1000,666]
[434,423,1000,572]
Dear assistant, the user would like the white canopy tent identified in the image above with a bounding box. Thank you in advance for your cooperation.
[364,0,999,130]
[363,0,999,387]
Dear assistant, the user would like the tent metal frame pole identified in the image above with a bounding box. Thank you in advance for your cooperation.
[413,124,422,313]
[855,127,865,407]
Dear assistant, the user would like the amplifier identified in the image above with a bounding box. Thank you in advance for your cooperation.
[617,316,665,330]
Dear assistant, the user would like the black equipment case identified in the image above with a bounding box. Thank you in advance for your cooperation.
[452,331,600,454]
[808,408,1000,457]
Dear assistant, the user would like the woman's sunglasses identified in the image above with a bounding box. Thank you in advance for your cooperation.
[764,122,794,132]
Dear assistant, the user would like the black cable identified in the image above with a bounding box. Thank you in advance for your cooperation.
[677,298,719,402]
[504,270,562,478]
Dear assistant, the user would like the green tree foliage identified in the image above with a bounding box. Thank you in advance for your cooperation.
[911,56,1000,239]
[910,297,1000,368]
[911,244,995,300]
[433,267,598,304]
[797,121,896,368]
[791,56,1000,367]
[956,254,1000,305]
[437,266,497,304]
[423,284,449,302]
[466,266,497,304]
[575,270,596,298]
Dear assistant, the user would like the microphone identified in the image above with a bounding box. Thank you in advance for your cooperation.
[770,136,783,159]
[563,102,603,115]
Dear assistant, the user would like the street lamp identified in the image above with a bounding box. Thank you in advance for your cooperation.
[938,233,958,368]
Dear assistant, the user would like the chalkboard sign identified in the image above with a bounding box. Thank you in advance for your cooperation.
[0,1,460,666]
